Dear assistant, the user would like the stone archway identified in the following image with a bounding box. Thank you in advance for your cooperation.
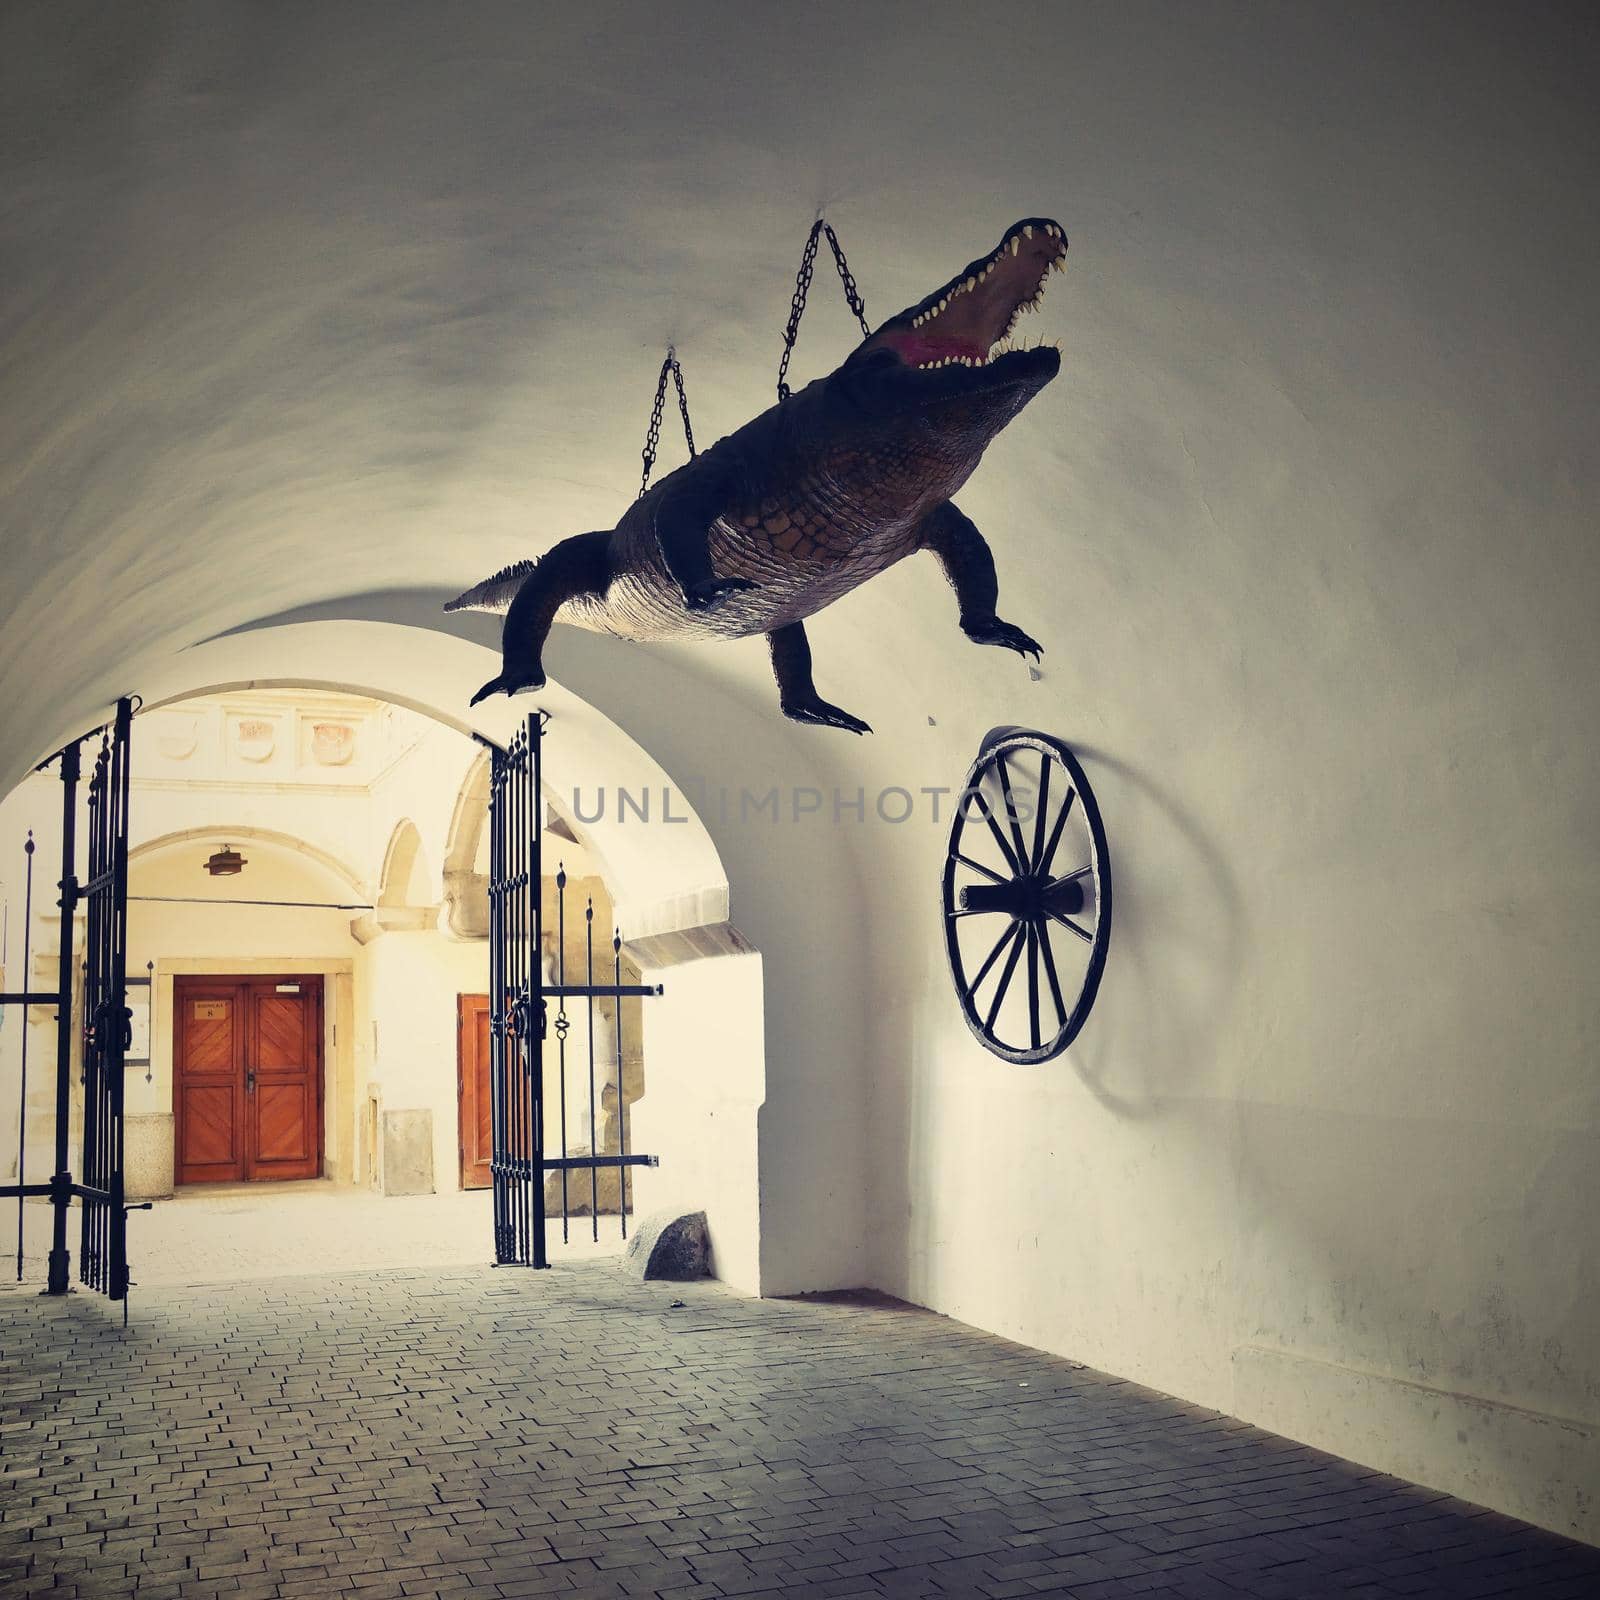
[114,620,767,1292]
[354,817,438,942]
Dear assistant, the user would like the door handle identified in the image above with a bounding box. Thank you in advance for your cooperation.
[246,1067,256,1093]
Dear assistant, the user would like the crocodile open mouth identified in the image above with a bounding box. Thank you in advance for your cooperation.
[870,218,1068,374]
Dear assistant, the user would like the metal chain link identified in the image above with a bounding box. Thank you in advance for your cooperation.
[638,221,867,494]
[638,347,697,498]
[777,220,871,402]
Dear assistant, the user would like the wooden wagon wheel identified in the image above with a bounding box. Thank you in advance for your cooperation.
[941,727,1112,1064]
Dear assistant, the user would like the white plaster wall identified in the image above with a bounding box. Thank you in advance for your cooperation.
[356,929,487,1191]
[628,948,765,1296]
[1,0,1596,1544]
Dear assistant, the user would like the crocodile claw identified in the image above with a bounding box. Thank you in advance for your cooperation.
[781,697,873,736]
[469,670,545,706]
[963,615,1043,661]
[684,575,758,612]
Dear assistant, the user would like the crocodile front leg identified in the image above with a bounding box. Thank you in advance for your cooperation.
[919,501,1043,662]
[655,459,759,613]
[469,529,613,705]
[768,621,872,735]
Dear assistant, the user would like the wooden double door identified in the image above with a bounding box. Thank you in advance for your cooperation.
[174,976,324,1185]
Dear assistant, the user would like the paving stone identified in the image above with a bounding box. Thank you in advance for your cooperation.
[0,1261,1596,1598]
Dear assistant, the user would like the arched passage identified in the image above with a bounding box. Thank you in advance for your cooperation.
[101,621,767,1291]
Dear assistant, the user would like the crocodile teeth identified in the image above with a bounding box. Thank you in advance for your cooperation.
[1010,237,1020,255]
[1023,225,1033,239]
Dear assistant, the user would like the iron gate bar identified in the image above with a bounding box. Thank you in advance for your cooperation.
[613,932,628,1233]
[543,984,663,997]
[46,736,80,1295]
[585,899,597,1235]
[543,1156,660,1171]
[9,834,32,1282]
[556,864,569,1240]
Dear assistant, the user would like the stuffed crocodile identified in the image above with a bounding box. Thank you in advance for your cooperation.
[448,218,1068,733]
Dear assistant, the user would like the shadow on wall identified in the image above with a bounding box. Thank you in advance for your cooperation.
[1063,745,1245,1119]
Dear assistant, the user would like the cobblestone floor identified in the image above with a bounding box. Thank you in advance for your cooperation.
[1,1262,1596,1599]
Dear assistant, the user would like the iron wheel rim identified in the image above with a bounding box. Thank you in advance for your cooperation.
[941,726,1112,1064]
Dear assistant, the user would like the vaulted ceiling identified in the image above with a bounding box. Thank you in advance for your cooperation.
[6,1,1593,793]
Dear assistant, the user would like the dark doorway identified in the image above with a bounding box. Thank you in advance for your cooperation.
[174,976,324,1184]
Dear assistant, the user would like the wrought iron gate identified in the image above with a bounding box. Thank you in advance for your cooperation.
[77,702,135,1296]
[482,712,660,1268]
[3,696,141,1304]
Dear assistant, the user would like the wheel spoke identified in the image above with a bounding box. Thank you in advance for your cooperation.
[947,905,1008,919]
[994,754,1030,868]
[966,788,1022,876]
[964,920,1021,1002]
[983,923,1027,1031]
[1030,754,1052,872]
[1046,907,1094,943]
[1037,914,1068,1024]
[1046,864,1094,892]
[1025,919,1041,1049]
[1038,785,1077,874]
[953,850,1008,885]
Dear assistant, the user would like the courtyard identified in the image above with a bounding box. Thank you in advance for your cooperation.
[8,1183,623,1292]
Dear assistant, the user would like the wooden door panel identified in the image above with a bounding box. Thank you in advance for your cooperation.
[179,1085,238,1170]
[474,1006,492,1170]
[245,981,322,1181]
[185,1016,235,1071]
[255,995,309,1067]
[458,994,492,1189]
[175,986,244,1184]
[255,1083,313,1161]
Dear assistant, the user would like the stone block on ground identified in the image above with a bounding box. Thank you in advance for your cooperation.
[622,1210,710,1280]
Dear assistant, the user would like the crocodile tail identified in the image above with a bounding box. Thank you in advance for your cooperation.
[442,558,539,614]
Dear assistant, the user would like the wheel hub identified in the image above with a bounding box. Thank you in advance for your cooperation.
[959,873,1086,921]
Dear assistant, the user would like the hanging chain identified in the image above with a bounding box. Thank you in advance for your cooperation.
[638,347,697,497]
[637,221,867,493]
[777,220,871,402]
